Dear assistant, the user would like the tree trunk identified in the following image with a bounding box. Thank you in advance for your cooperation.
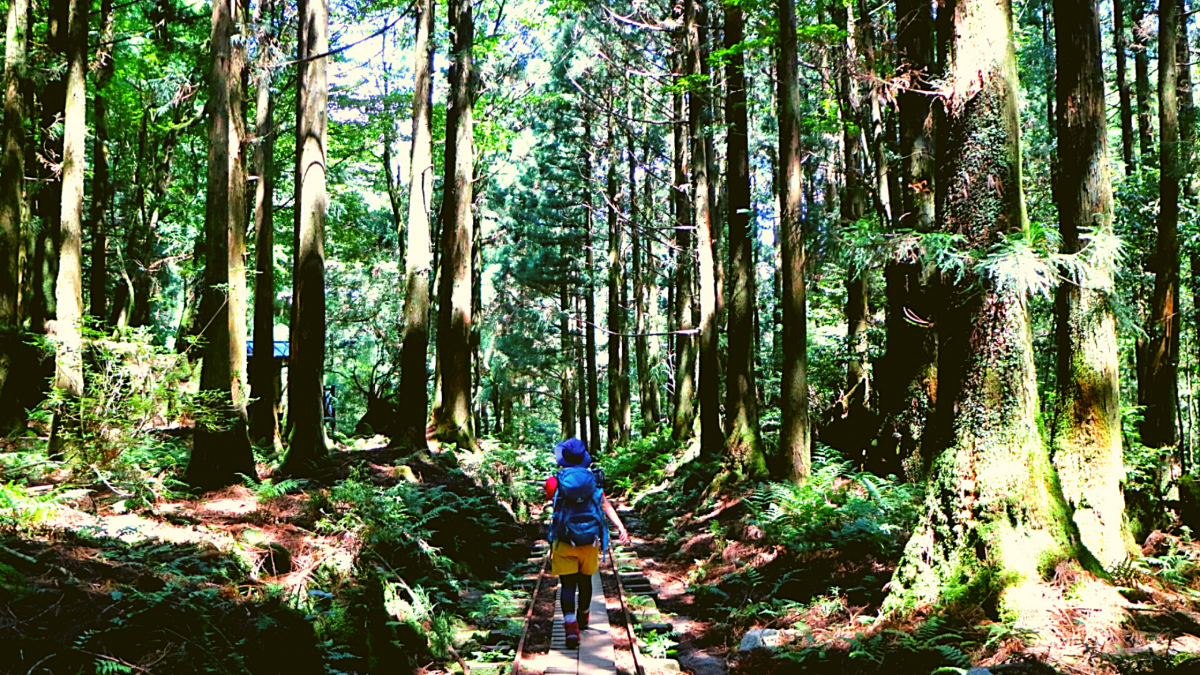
[394,0,434,450]
[560,284,576,439]
[583,118,602,450]
[1115,0,1136,174]
[882,0,938,481]
[576,292,590,449]
[249,0,278,448]
[630,120,655,438]
[1179,0,1196,468]
[836,1,871,412]
[430,0,477,449]
[640,131,661,436]
[1051,0,1132,567]
[186,0,256,488]
[1133,0,1154,163]
[777,0,811,481]
[1138,0,1181,449]
[0,0,29,433]
[606,118,629,450]
[88,0,114,322]
[686,0,725,459]
[281,0,331,473]
[723,3,765,480]
[671,45,697,443]
[47,0,89,459]
[885,0,1074,613]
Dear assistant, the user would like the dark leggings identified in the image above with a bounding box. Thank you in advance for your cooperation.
[560,572,593,617]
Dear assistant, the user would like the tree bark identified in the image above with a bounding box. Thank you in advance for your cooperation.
[249,0,278,448]
[640,131,661,436]
[281,0,331,473]
[186,0,256,488]
[1051,0,1133,567]
[630,118,656,438]
[560,284,576,439]
[47,0,89,459]
[777,0,811,481]
[88,0,114,322]
[576,292,590,449]
[1115,0,1136,174]
[393,0,434,450]
[1138,0,1181,449]
[430,0,477,449]
[686,0,725,459]
[723,2,765,480]
[885,0,1074,612]
[1133,0,1154,163]
[583,117,602,450]
[671,45,697,443]
[606,118,630,450]
[0,0,29,433]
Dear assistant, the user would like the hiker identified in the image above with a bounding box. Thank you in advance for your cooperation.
[544,438,628,649]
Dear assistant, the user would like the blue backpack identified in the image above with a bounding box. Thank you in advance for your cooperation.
[550,466,608,554]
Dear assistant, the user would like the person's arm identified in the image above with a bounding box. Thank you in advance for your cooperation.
[601,496,628,544]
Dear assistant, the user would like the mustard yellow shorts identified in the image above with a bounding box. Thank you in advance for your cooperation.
[550,541,600,576]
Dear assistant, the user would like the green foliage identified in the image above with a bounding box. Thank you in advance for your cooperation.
[597,432,681,499]
[746,453,921,558]
[0,482,65,529]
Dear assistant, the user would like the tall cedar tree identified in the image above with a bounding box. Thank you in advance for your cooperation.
[249,0,278,447]
[188,0,256,488]
[883,0,937,480]
[630,105,658,438]
[885,0,1074,611]
[1115,0,1135,173]
[282,0,331,473]
[723,2,766,479]
[777,0,811,480]
[639,131,662,435]
[686,0,724,458]
[1139,0,1181,448]
[1051,0,1132,565]
[606,118,630,449]
[431,0,477,449]
[671,45,697,443]
[48,0,90,458]
[583,116,601,449]
[560,284,576,438]
[0,0,29,433]
[395,0,435,450]
[1133,0,1153,162]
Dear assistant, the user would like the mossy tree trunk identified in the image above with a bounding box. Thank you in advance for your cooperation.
[1137,0,1181,450]
[430,0,477,450]
[776,0,811,481]
[188,0,256,489]
[393,0,434,451]
[1051,0,1133,566]
[282,0,331,474]
[722,2,765,480]
[885,0,1075,614]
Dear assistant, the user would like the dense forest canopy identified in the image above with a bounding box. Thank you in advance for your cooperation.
[5,0,1200,670]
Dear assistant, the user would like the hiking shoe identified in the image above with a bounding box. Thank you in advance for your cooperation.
[564,620,579,649]
[578,610,590,631]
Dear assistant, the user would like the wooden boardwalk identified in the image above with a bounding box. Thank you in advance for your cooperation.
[541,569,617,675]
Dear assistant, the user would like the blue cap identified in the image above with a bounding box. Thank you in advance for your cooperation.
[554,438,591,467]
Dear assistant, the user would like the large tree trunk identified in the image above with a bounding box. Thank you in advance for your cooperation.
[1138,0,1181,449]
[394,0,434,451]
[639,132,662,436]
[249,0,278,448]
[880,0,938,480]
[1115,0,1136,174]
[281,0,331,473]
[686,0,724,459]
[777,0,811,481]
[885,0,1074,613]
[722,3,765,479]
[1051,0,1132,567]
[630,122,657,437]
[0,0,29,433]
[47,0,89,459]
[430,0,476,449]
[606,119,630,450]
[1133,0,1153,163]
[670,46,696,443]
[186,0,256,488]
[89,0,114,322]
